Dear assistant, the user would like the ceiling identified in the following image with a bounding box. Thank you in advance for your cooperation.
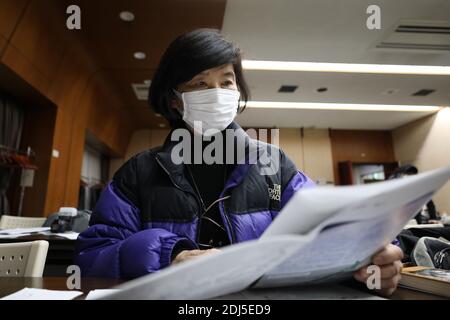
[236,107,441,130]
[222,0,450,65]
[65,0,450,130]
[235,69,448,129]
[62,0,227,129]
[222,0,450,129]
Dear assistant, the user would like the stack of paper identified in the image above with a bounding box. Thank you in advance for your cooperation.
[0,227,51,239]
[0,227,79,240]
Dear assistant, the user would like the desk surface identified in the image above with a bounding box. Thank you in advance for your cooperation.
[0,277,123,300]
[0,236,447,300]
[0,277,446,300]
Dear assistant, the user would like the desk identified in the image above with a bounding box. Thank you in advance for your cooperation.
[0,235,76,277]
[0,277,123,300]
[219,282,448,300]
[0,277,446,300]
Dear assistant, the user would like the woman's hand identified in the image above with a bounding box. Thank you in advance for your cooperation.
[171,248,221,265]
[353,244,404,296]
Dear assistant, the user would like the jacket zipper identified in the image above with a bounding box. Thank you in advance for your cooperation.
[155,157,183,190]
[155,156,203,243]
[220,192,236,244]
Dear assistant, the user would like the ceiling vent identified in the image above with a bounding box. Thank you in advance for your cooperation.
[412,89,435,96]
[278,85,298,93]
[132,81,151,100]
[377,20,450,51]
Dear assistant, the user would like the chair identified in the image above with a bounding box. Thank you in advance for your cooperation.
[0,241,49,277]
[0,215,46,229]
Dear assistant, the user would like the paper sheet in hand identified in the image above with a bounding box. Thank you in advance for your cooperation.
[86,289,121,300]
[96,165,450,299]
[256,165,450,287]
[100,235,308,300]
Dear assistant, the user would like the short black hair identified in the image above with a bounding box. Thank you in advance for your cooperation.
[149,29,250,127]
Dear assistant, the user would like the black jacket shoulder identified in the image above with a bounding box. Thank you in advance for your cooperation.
[112,147,162,207]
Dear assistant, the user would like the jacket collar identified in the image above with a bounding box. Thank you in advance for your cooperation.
[155,122,257,189]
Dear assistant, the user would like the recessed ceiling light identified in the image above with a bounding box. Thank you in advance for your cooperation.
[119,11,135,22]
[242,60,450,76]
[243,101,442,112]
[155,113,162,117]
[134,52,146,60]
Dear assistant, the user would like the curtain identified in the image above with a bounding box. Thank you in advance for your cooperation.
[0,92,24,215]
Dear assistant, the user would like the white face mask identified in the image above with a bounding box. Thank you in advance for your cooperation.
[176,88,240,136]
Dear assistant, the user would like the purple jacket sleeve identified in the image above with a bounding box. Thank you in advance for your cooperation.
[74,182,197,279]
[281,171,316,208]
[278,149,316,209]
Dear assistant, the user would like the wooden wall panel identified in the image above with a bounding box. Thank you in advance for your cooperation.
[0,0,136,215]
[40,44,93,214]
[1,44,51,94]
[330,130,396,184]
[6,0,65,88]
[45,47,93,114]
[0,0,28,40]
[81,73,135,156]
[18,103,56,217]
[59,0,226,129]
[1,0,226,216]
[0,61,57,218]
[42,52,135,214]
[44,109,74,214]
[0,35,6,57]
[63,122,86,207]
[86,103,133,157]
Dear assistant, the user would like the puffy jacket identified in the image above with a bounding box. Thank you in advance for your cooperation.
[74,123,315,278]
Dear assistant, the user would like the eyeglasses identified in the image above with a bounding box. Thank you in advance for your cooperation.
[197,196,230,249]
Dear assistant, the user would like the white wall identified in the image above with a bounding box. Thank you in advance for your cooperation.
[302,129,334,185]
[278,128,304,170]
[278,128,334,185]
[392,108,450,213]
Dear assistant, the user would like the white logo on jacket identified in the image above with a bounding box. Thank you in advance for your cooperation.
[268,184,281,201]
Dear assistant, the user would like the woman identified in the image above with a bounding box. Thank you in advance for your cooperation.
[75,29,403,295]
